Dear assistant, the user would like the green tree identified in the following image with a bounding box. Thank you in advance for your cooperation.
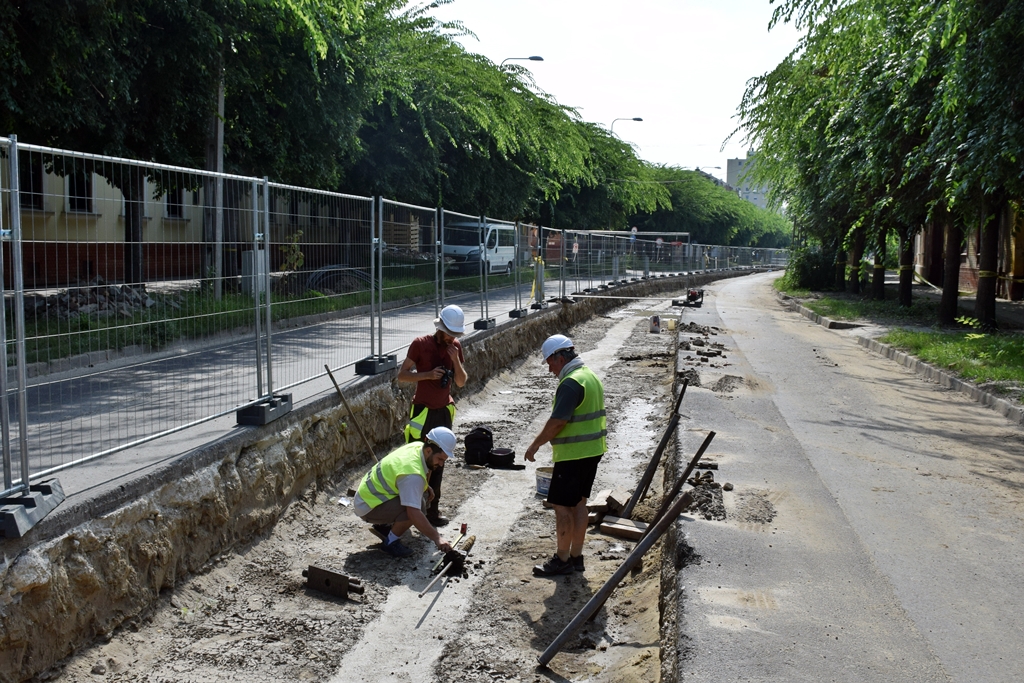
[550,123,669,230]
[738,0,1024,327]
[1,0,365,282]
[626,166,790,246]
[338,1,594,218]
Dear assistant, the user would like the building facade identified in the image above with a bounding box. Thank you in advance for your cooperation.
[726,151,768,210]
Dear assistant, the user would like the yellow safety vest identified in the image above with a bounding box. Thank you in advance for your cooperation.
[404,403,457,442]
[357,442,428,509]
[551,366,607,462]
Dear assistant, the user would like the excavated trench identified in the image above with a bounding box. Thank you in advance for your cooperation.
[1,271,759,683]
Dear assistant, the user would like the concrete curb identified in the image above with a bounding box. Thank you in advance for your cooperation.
[780,295,1024,427]
[855,336,1024,426]
[780,296,863,330]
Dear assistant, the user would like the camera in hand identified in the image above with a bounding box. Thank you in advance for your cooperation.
[438,368,455,388]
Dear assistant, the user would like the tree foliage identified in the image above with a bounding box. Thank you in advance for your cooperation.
[627,167,791,246]
[0,0,787,259]
[736,0,1024,326]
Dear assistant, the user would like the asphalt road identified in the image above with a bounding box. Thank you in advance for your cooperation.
[674,272,1024,682]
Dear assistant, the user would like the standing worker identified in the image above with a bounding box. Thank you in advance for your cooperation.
[353,427,456,558]
[397,304,468,527]
[524,334,607,576]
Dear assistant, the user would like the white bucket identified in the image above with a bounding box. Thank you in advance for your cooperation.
[536,466,553,496]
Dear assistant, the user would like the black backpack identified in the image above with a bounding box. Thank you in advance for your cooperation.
[463,425,494,466]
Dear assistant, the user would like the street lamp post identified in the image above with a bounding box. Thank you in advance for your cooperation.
[611,117,643,134]
[500,56,544,67]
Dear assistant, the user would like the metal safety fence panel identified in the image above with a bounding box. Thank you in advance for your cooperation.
[439,208,483,310]
[474,215,519,327]
[265,183,375,390]
[377,198,440,357]
[0,138,270,492]
[0,136,790,497]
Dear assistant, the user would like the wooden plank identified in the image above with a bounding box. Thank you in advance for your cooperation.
[606,489,632,515]
[599,515,648,541]
[587,489,612,513]
[602,515,648,531]
[599,522,643,541]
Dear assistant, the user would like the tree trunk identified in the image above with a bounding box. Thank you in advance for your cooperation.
[898,230,914,307]
[848,226,865,294]
[204,66,225,297]
[835,256,846,292]
[871,229,886,300]
[223,181,241,281]
[974,191,1005,329]
[925,220,944,286]
[1012,205,1024,301]
[939,205,961,326]
[122,165,145,286]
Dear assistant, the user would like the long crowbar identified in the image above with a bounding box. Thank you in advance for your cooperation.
[325,364,378,463]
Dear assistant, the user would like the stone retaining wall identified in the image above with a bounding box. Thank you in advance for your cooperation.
[0,270,755,682]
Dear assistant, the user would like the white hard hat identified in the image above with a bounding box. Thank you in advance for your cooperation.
[541,334,574,361]
[434,305,465,336]
[424,427,456,457]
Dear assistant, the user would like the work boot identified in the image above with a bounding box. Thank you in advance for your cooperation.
[427,514,449,528]
[571,554,585,572]
[533,554,574,577]
[369,524,391,543]
[381,539,413,558]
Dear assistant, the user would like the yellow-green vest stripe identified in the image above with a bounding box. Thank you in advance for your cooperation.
[358,442,429,509]
[551,366,606,462]
[404,403,457,441]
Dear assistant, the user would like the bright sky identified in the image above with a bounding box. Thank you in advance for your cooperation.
[429,0,803,183]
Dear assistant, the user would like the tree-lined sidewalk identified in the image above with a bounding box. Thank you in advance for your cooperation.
[737,0,1024,328]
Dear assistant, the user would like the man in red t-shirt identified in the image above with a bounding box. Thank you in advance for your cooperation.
[397,305,468,526]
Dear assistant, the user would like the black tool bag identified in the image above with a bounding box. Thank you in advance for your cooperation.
[463,425,494,466]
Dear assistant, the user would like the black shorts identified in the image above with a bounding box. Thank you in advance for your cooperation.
[547,455,603,508]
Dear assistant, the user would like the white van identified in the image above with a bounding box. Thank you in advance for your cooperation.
[442,221,516,275]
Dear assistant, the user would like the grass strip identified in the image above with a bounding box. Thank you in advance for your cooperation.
[881,328,1024,393]
[802,296,942,325]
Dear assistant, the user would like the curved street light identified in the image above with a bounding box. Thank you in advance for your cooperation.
[500,56,544,67]
[611,117,643,134]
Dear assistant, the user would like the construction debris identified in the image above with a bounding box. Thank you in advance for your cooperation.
[302,565,364,599]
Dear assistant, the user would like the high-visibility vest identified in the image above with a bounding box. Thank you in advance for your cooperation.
[357,442,428,509]
[404,403,457,442]
[551,365,607,462]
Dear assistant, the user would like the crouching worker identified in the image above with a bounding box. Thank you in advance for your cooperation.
[353,427,456,558]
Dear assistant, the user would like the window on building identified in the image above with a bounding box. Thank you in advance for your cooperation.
[68,172,93,213]
[166,188,185,218]
[19,156,44,211]
[310,198,320,227]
